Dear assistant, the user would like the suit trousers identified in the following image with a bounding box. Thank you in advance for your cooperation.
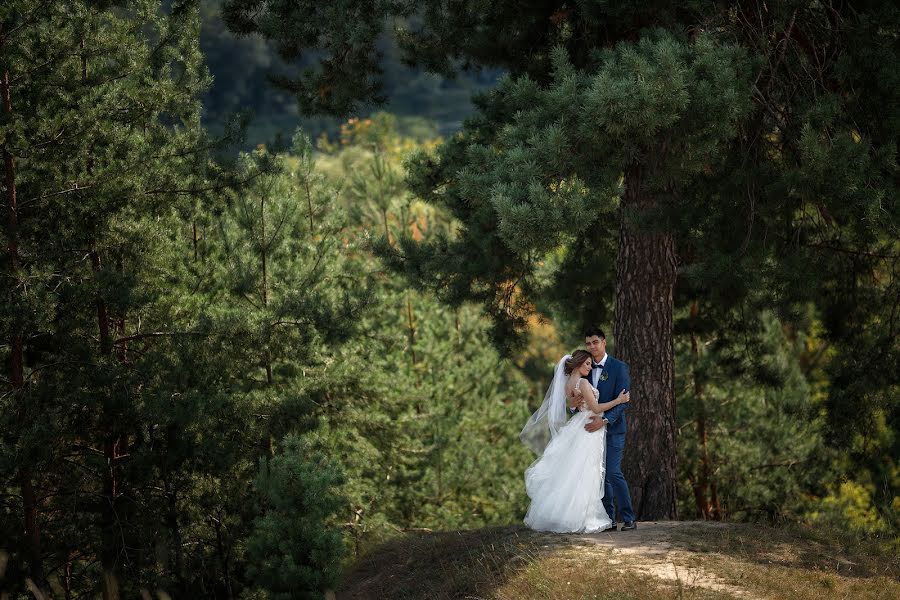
[603,432,635,523]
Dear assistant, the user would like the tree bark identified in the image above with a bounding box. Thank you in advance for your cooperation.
[614,162,678,520]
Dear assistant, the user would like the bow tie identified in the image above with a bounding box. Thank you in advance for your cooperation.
[592,362,604,369]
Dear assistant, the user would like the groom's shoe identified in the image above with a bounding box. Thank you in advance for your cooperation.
[621,521,637,531]
[607,523,617,531]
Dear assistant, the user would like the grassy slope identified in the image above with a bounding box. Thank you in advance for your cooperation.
[337,522,899,600]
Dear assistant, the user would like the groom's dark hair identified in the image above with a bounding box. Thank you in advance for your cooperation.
[584,326,606,339]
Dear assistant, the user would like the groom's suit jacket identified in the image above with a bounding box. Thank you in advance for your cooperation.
[583,356,631,435]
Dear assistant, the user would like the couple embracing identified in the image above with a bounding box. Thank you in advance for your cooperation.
[520,327,636,533]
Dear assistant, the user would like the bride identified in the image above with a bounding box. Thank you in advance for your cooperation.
[520,350,630,533]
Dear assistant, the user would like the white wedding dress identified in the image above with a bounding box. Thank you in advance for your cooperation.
[521,358,612,534]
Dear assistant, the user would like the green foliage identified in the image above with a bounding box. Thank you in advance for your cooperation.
[203,0,495,147]
[0,1,242,596]
[229,0,899,533]
[388,30,752,348]
[676,310,825,522]
[3,1,899,596]
[0,7,540,589]
[808,481,893,535]
[0,2,358,597]
[300,122,536,551]
[246,434,345,599]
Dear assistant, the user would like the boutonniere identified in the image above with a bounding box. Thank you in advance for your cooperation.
[599,370,609,382]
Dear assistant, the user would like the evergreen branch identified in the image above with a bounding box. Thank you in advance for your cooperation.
[0,0,56,43]
[29,127,68,150]
[798,239,899,261]
[270,320,309,328]
[10,54,68,85]
[149,138,232,161]
[114,331,206,345]
[69,444,106,458]
[8,360,104,390]
[263,208,291,253]
[777,235,900,260]
[144,165,270,198]
[61,456,101,478]
[144,182,234,196]
[748,458,812,471]
[20,183,93,207]
[42,550,92,582]
[239,291,262,310]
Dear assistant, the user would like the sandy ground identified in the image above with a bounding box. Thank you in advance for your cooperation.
[547,521,763,598]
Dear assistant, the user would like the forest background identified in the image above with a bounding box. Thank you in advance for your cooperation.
[1,1,897,599]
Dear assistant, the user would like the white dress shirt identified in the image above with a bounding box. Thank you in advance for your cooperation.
[591,352,608,387]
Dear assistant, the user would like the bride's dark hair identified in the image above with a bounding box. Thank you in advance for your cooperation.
[564,350,593,375]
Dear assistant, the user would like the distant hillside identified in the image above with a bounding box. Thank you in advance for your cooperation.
[199,0,502,148]
[338,521,899,599]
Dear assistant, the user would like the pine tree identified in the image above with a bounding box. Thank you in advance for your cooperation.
[221,1,899,522]
[391,34,753,519]
[245,434,345,600]
[297,121,536,553]
[0,2,358,597]
[676,307,825,521]
[0,2,226,595]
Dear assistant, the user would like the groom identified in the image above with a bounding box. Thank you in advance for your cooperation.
[582,327,636,531]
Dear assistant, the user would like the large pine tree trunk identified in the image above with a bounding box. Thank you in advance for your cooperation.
[614,163,678,520]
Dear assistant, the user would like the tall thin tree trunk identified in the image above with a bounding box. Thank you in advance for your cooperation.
[406,294,417,366]
[3,34,47,591]
[693,415,712,519]
[257,194,276,464]
[260,197,273,385]
[100,435,124,600]
[94,243,120,600]
[164,423,185,592]
[167,493,183,585]
[689,301,711,519]
[192,221,199,262]
[382,208,390,245]
[212,516,233,600]
[65,558,73,600]
[92,251,112,354]
[83,32,122,599]
[18,473,44,589]
[615,162,678,520]
[710,471,722,519]
[303,176,314,233]
[689,300,721,520]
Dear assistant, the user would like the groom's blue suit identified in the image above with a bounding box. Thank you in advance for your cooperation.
[584,356,635,524]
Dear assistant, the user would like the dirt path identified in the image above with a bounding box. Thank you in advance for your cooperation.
[545,521,764,599]
[339,521,896,599]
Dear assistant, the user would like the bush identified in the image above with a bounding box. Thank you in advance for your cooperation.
[246,435,346,599]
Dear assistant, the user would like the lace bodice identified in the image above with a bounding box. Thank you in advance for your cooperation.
[567,382,603,415]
